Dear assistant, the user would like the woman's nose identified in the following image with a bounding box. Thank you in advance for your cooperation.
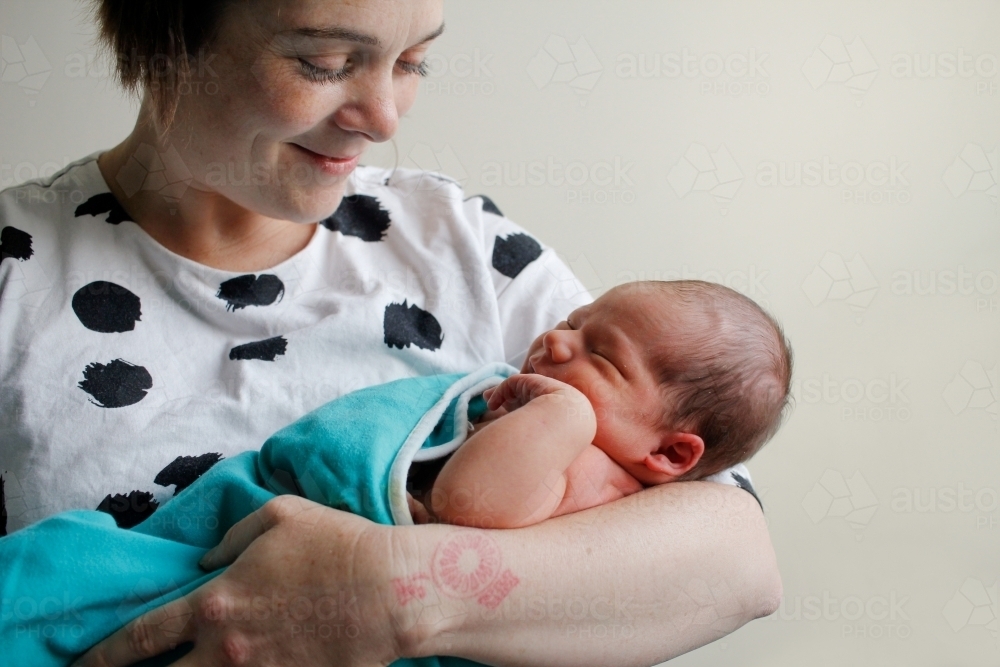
[542,330,574,364]
[333,69,399,142]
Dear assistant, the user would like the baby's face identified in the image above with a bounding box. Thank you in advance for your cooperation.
[521,285,673,483]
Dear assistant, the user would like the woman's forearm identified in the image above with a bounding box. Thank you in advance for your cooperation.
[391,481,781,667]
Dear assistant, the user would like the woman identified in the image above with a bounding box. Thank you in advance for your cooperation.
[0,0,781,664]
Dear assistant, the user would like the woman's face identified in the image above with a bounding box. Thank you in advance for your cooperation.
[166,0,444,223]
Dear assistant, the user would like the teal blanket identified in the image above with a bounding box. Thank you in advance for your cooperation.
[0,363,516,666]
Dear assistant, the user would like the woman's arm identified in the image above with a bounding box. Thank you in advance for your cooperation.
[71,482,779,667]
[398,480,781,666]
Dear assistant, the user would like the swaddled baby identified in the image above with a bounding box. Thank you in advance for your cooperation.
[409,279,793,528]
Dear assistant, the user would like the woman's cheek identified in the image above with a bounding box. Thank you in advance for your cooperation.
[395,75,422,117]
[254,77,337,132]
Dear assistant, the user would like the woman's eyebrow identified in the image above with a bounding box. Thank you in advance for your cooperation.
[289,22,445,47]
[290,26,381,45]
[419,22,446,44]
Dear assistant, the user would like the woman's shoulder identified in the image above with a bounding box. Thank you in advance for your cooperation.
[348,164,506,225]
[0,152,110,235]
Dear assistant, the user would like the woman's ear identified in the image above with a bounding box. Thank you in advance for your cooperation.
[643,433,705,480]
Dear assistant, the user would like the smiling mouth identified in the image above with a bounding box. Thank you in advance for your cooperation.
[293,144,359,162]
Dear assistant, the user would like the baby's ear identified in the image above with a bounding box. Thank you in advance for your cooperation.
[643,433,705,480]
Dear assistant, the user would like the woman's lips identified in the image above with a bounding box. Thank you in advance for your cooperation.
[292,144,360,176]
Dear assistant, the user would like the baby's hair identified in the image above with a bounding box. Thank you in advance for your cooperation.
[634,280,793,479]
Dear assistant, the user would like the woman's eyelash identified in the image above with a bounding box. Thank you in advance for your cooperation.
[298,57,429,84]
[298,58,350,83]
[397,59,429,77]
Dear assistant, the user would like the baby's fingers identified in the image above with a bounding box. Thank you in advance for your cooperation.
[485,380,511,410]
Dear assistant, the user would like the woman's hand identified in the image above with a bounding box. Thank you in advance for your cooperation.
[70,495,413,667]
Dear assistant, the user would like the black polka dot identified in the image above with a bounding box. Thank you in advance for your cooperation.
[74,193,132,225]
[229,336,288,361]
[78,359,153,408]
[320,194,391,242]
[470,194,504,217]
[96,490,159,528]
[731,471,762,510]
[0,474,7,537]
[154,453,223,495]
[217,274,285,312]
[492,233,542,279]
[384,301,443,351]
[0,226,33,263]
[72,281,142,333]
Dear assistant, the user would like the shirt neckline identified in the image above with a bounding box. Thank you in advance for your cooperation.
[82,151,338,277]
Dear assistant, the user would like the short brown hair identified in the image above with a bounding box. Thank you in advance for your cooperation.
[641,280,793,479]
[91,0,230,130]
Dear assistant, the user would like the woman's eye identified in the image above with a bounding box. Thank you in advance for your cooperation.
[297,58,351,84]
[396,58,429,77]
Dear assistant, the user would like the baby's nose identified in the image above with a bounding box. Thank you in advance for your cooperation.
[543,330,574,364]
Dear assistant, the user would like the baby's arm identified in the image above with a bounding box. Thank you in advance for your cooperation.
[430,374,597,528]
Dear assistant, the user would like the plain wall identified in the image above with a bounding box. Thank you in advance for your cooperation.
[1,1,998,664]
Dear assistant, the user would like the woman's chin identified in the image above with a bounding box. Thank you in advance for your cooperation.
[263,185,349,224]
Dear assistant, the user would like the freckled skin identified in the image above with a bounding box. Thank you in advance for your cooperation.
[161,0,441,223]
[97,0,444,272]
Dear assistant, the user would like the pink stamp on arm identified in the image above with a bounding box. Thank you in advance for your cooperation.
[431,532,519,608]
[391,573,432,607]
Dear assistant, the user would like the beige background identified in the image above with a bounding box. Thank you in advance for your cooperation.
[2,0,999,664]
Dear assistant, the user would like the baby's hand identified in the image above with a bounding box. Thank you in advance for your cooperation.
[406,492,434,525]
[483,373,592,414]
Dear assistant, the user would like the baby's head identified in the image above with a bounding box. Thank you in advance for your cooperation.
[522,280,792,483]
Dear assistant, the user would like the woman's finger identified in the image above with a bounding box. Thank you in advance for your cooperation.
[69,595,197,667]
[199,505,271,571]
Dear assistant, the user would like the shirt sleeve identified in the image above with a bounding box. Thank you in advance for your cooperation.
[703,463,762,510]
[462,194,593,370]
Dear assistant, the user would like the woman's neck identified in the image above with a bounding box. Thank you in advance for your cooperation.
[96,118,317,273]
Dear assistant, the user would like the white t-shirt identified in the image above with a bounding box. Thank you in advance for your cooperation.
[0,154,756,534]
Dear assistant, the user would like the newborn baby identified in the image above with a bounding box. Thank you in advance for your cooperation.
[409,279,792,528]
